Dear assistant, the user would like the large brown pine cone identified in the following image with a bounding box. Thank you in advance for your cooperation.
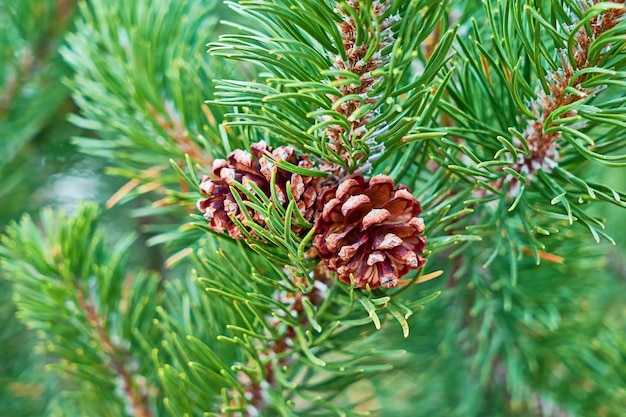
[313,175,426,289]
[197,141,319,239]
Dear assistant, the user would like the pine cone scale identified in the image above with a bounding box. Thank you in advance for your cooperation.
[361,208,392,229]
[338,234,369,260]
[335,177,364,199]
[342,194,373,219]
[322,224,357,252]
[372,233,403,250]
[322,198,343,222]
[366,176,395,206]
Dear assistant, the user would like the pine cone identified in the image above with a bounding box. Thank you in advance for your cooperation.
[313,175,426,289]
[197,141,319,239]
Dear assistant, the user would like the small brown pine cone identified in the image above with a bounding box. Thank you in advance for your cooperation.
[197,141,320,239]
[313,175,426,289]
[250,141,319,223]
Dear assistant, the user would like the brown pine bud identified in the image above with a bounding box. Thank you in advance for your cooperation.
[313,175,426,289]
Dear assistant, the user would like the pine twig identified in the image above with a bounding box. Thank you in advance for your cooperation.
[223,266,330,416]
[325,0,397,174]
[75,290,153,417]
[506,0,625,195]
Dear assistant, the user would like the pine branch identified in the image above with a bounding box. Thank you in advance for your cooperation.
[506,0,626,193]
[73,290,152,417]
[61,0,232,224]
[0,0,75,154]
[0,204,163,417]
[209,0,454,174]
[0,2,79,414]
[438,0,626,253]
[163,2,478,415]
[3,0,622,416]
[377,235,626,416]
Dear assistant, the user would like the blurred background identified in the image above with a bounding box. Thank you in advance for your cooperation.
[0,2,138,414]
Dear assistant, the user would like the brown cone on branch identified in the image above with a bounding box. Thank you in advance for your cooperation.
[313,175,427,289]
[197,141,320,239]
